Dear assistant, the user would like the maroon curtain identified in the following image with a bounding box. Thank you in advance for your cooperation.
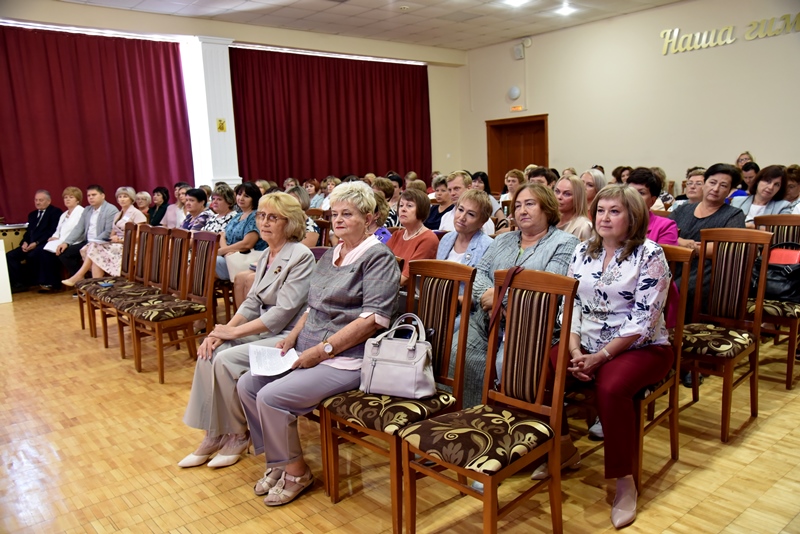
[230,48,431,185]
[0,26,193,223]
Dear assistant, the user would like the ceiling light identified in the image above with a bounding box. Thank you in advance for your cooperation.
[555,3,576,15]
[504,0,530,7]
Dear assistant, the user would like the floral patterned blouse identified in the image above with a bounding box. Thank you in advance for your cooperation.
[564,239,671,352]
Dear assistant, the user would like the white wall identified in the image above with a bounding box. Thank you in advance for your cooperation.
[459,0,800,189]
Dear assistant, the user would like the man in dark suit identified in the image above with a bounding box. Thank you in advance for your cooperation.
[56,185,119,278]
[6,190,63,292]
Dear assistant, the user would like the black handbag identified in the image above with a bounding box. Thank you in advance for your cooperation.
[751,243,800,303]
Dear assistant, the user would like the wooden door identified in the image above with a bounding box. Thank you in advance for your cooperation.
[486,115,548,193]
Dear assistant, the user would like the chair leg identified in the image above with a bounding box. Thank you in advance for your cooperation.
[786,321,798,390]
[720,362,734,443]
[402,442,417,534]
[548,463,564,534]
[750,350,759,418]
[184,327,197,359]
[691,364,700,403]
[482,478,499,534]
[669,384,680,461]
[319,409,329,497]
[156,325,165,384]
[329,418,341,503]
[118,315,126,359]
[87,296,98,338]
[132,319,143,373]
[78,294,86,330]
[389,437,402,534]
[100,304,110,349]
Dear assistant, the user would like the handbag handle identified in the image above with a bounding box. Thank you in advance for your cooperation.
[392,312,427,342]
[371,323,420,351]
[488,266,524,333]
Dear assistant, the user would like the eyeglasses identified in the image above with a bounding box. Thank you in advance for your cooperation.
[256,212,287,224]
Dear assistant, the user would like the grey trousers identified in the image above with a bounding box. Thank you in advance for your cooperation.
[237,364,361,468]
[182,332,289,437]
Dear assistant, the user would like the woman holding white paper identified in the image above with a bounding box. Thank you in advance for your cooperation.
[237,181,400,507]
[178,193,315,469]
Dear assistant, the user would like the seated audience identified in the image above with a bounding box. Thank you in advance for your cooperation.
[404,171,418,189]
[35,187,85,290]
[237,181,399,506]
[611,166,633,184]
[454,183,578,408]
[528,166,558,189]
[62,187,144,285]
[181,189,210,231]
[407,179,427,194]
[386,188,440,285]
[164,183,190,229]
[626,167,679,244]
[305,179,324,209]
[787,165,800,212]
[736,150,754,168]
[149,186,170,226]
[499,169,523,202]
[368,192,393,244]
[372,177,399,227]
[135,191,151,219]
[534,185,672,530]
[6,189,62,292]
[179,193,315,469]
[56,185,119,278]
[286,186,320,248]
[202,184,237,233]
[729,161,761,201]
[320,177,341,211]
[436,189,493,268]
[387,174,403,214]
[440,172,495,235]
[255,180,270,195]
[562,167,577,177]
[554,175,593,241]
[670,168,705,212]
[731,165,791,226]
[650,167,675,209]
[424,174,454,230]
[283,178,298,192]
[581,168,607,208]
[216,182,265,281]
[470,171,503,219]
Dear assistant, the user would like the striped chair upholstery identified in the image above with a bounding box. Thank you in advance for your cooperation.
[502,287,552,404]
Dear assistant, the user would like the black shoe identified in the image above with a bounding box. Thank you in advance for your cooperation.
[11,285,29,294]
[681,372,704,388]
[37,285,55,294]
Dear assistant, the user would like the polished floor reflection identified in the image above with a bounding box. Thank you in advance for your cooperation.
[3,290,800,533]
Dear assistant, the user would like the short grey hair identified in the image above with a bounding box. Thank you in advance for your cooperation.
[432,175,448,189]
[581,169,607,191]
[136,191,152,205]
[115,187,137,201]
[329,181,376,216]
[287,185,310,211]
[35,189,51,199]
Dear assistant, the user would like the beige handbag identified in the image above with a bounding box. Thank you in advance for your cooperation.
[224,250,265,280]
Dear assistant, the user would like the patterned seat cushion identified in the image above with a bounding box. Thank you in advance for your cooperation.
[112,293,179,313]
[96,285,161,304]
[398,405,554,475]
[682,323,753,358]
[322,389,456,436]
[85,280,142,298]
[77,276,126,291]
[128,298,206,322]
[747,298,800,318]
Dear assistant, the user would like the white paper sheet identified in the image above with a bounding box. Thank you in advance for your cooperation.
[249,346,298,376]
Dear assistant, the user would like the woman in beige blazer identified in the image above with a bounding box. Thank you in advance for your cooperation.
[179,193,315,469]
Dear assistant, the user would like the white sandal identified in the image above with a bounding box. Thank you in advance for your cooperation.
[263,467,313,506]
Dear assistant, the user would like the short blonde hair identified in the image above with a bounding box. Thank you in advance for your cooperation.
[62,186,82,203]
[373,191,389,226]
[372,177,394,200]
[407,179,427,193]
[447,171,472,188]
[115,187,137,202]
[135,191,152,205]
[456,190,493,225]
[258,192,306,242]
[329,181,376,216]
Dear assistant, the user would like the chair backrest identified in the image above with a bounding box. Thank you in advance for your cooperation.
[307,208,323,219]
[185,231,220,304]
[315,219,331,247]
[165,229,191,298]
[310,246,330,262]
[433,230,448,241]
[501,200,511,217]
[695,228,773,330]
[661,245,693,372]
[121,222,140,281]
[141,226,171,291]
[486,269,578,425]
[406,260,476,407]
[754,214,800,245]
[651,209,671,218]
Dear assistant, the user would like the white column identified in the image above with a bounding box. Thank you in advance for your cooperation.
[180,36,241,189]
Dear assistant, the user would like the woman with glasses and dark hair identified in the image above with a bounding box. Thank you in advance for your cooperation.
[216,182,265,281]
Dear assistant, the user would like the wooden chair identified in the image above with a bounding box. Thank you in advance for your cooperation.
[632,244,692,490]
[75,222,139,337]
[750,214,800,389]
[500,199,511,217]
[315,219,331,247]
[91,226,170,352]
[213,279,235,323]
[320,260,476,534]
[306,208,324,219]
[651,209,671,218]
[681,228,772,442]
[399,269,578,534]
[433,230,448,241]
[129,232,219,383]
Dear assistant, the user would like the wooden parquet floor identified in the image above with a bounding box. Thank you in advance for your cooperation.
[3,291,800,533]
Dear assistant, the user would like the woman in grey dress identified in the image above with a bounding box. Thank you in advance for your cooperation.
[178,193,315,469]
[237,181,400,507]
[456,183,579,408]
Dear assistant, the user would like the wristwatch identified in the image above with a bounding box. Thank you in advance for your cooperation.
[322,341,335,356]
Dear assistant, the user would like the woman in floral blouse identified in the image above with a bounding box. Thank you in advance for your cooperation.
[534,184,673,530]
